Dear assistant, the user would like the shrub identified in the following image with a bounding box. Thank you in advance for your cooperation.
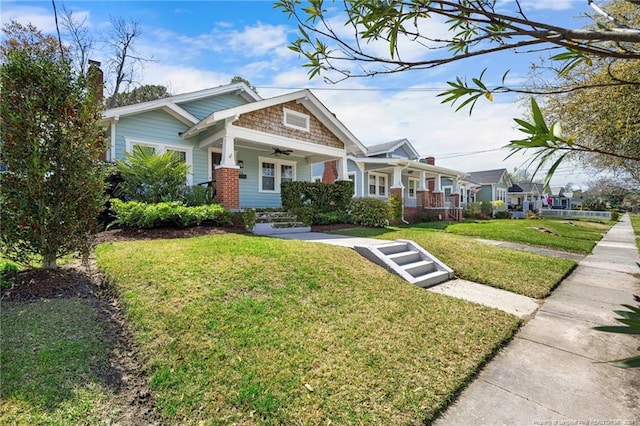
[491,200,505,210]
[480,201,493,216]
[494,211,511,219]
[116,146,190,204]
[464,202,484,219]
[610,210,620,221]
[110,199,232,229]
[414,209,442,223]
[293,206,314,226]
[348,198,390,227]
[180,185,214,206]
[388,194,403,224]
[313,210,348,225]
[281,180,354,213]
[0,259,19,289]
[241,208,256,231]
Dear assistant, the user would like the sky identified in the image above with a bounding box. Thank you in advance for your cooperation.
[2,0,600,188]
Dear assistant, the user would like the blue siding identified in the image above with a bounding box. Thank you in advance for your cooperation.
[114,110,192,159]
[391,144,413,159]
[475,185,493,202]
[238,150,312,208]
[347,159,361,197]
[311,162,324,178]
[115,111,212,185]
[179,94,249,120]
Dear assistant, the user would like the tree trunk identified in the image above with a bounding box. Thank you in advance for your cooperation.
[42,253,58,269]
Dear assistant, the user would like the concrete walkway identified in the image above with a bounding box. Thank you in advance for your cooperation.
[435,214,640,425]
[276,231,540,317]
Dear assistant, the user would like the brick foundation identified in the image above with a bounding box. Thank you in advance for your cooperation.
[215,167,239,209]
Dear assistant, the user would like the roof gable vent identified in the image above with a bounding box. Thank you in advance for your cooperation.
[283,108,310,132]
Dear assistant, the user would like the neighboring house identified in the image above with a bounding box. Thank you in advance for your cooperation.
[466,168,511,211]
[507,181,542,218]
[101,83,368,210]
[314,138,468,221]
[547,187,573,209]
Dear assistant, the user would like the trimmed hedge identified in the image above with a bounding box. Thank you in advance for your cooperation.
[348,197,391,228]
[110,199,232,229]
[281,181,354,213]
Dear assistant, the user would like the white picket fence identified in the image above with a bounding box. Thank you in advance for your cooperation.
[540,209,611,220]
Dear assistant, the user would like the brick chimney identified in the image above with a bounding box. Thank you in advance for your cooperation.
[322,160,338,184]
[87,59,104,104]
[425,156,435,165]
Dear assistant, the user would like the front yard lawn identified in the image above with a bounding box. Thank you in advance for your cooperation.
[631,213,640,250]
[96,233,520,424]
[442,218,611,254]
[1,299,117,424]
[332,227,576,298]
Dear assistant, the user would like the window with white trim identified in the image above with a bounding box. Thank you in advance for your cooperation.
[283,108,310,132]
[125,138,193,184]
[259,157,296,193]
[408,178,418,198]
[348,173,356,196]
[368,172,387,197]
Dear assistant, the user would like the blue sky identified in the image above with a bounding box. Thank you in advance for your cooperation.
[3,0,597,186]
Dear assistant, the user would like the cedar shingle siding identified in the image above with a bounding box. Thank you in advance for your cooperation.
[234,101,343,149]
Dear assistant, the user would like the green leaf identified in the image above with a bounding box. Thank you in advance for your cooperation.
[592,325,640,335]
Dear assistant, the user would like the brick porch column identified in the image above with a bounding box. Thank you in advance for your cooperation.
[322,160,338,183]
[433,192,444,207]
[215,167,239,209]
[450,193,460,208]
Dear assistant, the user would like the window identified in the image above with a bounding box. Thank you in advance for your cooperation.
[348,173,356,196]
[259,157,296,192]
[125,138,193,184]
[443,186,452,197]
[408,178,418,198]
[368,172,387,197]
[283,108,310,132]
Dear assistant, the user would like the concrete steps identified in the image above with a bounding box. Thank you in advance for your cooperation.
[251,209,311,235]
[354,240,454,287]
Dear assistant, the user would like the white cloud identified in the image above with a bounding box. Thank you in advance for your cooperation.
[1,5,57,33]
[139,64,231,94]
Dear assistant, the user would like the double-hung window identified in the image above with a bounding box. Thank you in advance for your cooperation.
[408,178,418,198]
[259,157,296,193]
[368,172,387,197]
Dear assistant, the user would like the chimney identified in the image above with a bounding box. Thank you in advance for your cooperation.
[87,59,104,104]
[425,156,435,165]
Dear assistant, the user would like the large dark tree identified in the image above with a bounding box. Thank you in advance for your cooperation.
[106,84,171,108]
[0,22,107,269]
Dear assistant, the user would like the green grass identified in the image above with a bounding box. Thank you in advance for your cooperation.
[332,226,575,298]
[96,234,520,424]
[1,299,117,424]
[441,218,610,254]
[631,213,640,250]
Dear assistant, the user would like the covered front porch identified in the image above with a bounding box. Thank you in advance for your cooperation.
[351,158,466,222]
[179,90,367,210]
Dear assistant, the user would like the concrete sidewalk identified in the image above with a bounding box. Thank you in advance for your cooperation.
[435,214,640,425]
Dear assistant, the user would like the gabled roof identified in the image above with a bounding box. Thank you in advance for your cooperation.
[365,138,420,160]
[180,89,368,156]
[508,181,540,194]
[101,83,261,125]
[466,168,509,185]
